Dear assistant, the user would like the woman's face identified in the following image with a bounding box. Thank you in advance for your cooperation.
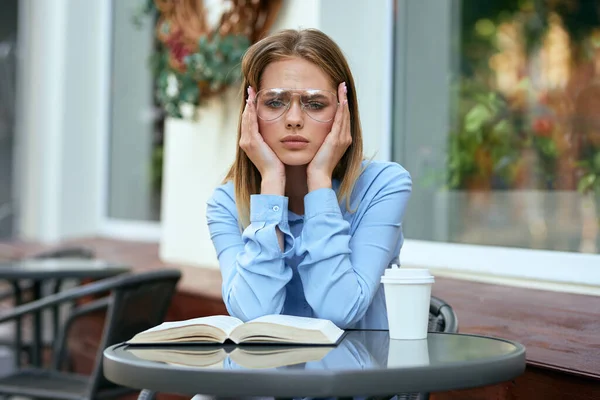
[257,57,338,166]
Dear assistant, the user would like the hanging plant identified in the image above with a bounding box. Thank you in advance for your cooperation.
[133,0,282,120]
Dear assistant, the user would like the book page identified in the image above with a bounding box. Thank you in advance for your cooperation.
[143,315,244,336]
[229,315,345,345]
[129,348,227,369]
[246,315,331,331]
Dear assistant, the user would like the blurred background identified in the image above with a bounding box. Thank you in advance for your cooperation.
[1,0,599,292]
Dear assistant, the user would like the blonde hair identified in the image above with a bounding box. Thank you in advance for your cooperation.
[224,28,364,228]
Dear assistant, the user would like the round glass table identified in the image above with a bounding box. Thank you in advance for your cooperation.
[103,331,526,397]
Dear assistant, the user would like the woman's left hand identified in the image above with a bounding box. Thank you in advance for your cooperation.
[307,81,351,191]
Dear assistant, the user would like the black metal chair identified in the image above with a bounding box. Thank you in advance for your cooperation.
[428,295,458,334]
[0,269,181,400]
[0,246,95,366]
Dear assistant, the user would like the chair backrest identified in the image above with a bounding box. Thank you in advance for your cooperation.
[86,269,181,398]
[428,296,458,333]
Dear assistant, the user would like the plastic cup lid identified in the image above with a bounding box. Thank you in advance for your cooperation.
[381,266,434,283]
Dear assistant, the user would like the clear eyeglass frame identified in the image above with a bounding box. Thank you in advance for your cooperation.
[254,88,340,123]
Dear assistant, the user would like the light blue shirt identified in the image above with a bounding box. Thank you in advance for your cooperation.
[206,160,412,329]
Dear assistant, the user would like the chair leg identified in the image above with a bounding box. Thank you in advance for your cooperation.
[31,280,43,367]
[10,281,24,367]
[138,389,157,400]
[51,279,63,340]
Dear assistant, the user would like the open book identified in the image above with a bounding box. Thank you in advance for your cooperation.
[128,314,345,345]
[128,345,333,369]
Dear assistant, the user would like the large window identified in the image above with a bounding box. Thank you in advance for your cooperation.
[394,0,600,255]
[107,0,163,223]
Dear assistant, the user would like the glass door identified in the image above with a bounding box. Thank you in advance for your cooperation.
[102,0,163,238]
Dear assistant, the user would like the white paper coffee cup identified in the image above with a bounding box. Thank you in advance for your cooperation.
[381,266,434,340]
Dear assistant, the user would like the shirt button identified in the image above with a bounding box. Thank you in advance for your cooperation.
[272,206,280,212]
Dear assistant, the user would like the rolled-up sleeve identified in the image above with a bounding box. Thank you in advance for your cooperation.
[206,187,295,321]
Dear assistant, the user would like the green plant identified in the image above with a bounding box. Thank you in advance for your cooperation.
[151,144,163,192]
[153,32,249,119]
[446,79,522,190]
[527,113,560,188]
[415,0,600,196]
[133,1,250,120]
[577,150,600,195]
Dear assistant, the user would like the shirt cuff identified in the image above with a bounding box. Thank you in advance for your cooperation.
[304,188,342,220]
[250,195,289,224]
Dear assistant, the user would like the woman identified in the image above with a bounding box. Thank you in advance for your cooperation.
[206,28,412,330]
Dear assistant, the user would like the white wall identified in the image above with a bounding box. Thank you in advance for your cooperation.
[16,0,110,242]
[319,0,394,160]
[16,0,66,241]
[61,0,111,237]
[271,0,320,31]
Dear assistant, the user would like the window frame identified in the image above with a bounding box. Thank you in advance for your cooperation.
[391,0,600,293]
[97,0,162,241]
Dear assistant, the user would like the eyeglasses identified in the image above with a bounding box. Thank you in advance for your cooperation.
[254,88,339,123]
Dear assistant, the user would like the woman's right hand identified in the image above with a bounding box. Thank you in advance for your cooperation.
[240,86,285,194]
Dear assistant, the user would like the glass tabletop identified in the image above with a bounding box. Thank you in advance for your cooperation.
[104,331,525,396]
[119,330,522,371]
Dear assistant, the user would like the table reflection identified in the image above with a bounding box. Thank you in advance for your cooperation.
[126,331,520,371]
[223,330,390,370]
[128,331,391,370]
